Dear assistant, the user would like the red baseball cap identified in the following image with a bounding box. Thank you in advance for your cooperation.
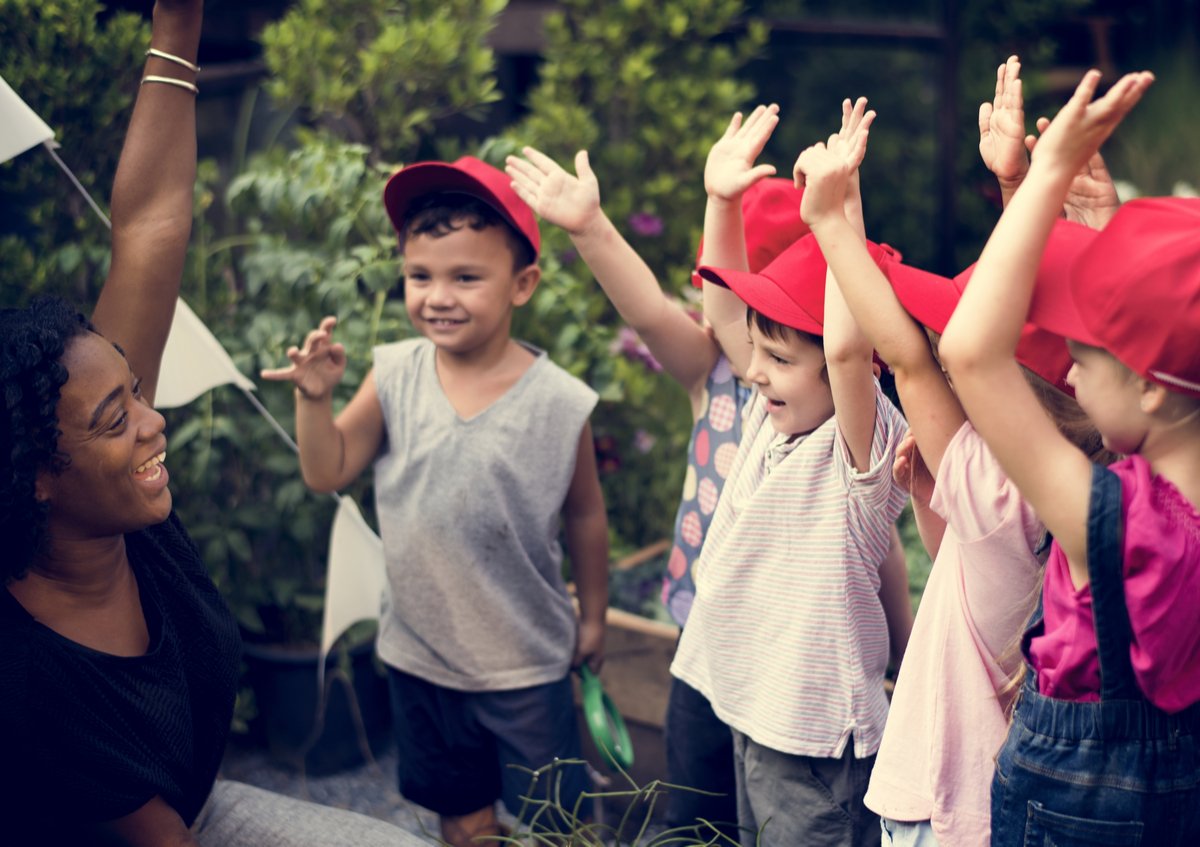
[698,233,893,336]
[1050,198,1200,396]
[690,178,809,287]
[888,219,1098,391]
[383,156,541,260]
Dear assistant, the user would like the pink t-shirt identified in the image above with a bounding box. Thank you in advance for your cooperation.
[1029,454,1200,713]
[865,422,1044,847]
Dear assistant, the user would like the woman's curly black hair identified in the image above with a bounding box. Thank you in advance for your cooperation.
[1,296,95,582]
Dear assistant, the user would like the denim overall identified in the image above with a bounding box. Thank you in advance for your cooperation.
[990,465,1200,846]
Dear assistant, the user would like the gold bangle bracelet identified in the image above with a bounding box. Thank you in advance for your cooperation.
[141,75,199,95]
[146,47,200,74]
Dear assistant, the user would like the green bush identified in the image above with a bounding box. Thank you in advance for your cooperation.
[165,138,408,643]
[0,0,146,307]
[259,0,507,162]
[504,0,768,551]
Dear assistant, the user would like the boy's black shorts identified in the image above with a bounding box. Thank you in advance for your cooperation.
[387,667,590,824]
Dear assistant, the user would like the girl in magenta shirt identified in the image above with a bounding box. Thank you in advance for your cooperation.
[940,68,1200,846]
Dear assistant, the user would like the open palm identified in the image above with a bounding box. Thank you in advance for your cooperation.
[704,104,780,201]
[506,148,600,235]
[978,56,1029,185]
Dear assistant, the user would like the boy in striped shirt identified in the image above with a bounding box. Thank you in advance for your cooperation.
[671,100,908,847]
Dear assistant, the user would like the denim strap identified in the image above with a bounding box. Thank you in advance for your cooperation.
[1086,464,1140,702]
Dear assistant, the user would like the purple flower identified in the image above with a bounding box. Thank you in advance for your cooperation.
[609,326,663,373]
[628,212,664,237]
[558,247,579,265]
[633,429,657,454]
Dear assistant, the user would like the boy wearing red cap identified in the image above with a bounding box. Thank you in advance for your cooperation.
[939,69,1200,844]
[507,110,914,839]
[262,157,608,845]
[666,105,909,847]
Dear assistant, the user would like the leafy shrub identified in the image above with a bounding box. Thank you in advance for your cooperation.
[0,0,146,307]
[259,0,507,162]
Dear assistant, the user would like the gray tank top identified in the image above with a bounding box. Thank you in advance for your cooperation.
[372,338,598,691]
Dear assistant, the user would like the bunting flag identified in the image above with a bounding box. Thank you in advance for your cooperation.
[0,74,54,164]
[320,496,387,668]
[155,298,256,409]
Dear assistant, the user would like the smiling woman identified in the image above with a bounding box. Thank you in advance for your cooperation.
[0,2,423,845]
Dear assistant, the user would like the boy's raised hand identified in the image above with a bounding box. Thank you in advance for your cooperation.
[260,316,347,401]
[704,104,780,202]
[1026,117,1121,229]
[1030,69,1154,179]
[506,147,601,236]
[978,55,1030,192]
[794,99,875,228]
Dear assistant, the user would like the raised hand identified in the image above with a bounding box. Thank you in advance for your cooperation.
[506,147,601,236]
[833,96,876,177]
[978,55,1030,191]
[794,98,875,228]
[704,104,780,202]
[260,316,347,401]
[1031,69,1154,179]
[1026,116,1121,229]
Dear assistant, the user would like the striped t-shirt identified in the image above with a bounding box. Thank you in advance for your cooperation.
[671,382,909,758]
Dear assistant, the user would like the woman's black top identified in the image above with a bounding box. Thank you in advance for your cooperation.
[0,512,241,837]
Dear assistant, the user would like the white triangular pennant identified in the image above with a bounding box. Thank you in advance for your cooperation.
[0,74,54,164]
[155,298,255,409]
[319,496,386,663]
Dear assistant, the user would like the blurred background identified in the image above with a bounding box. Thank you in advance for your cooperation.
[3,0,1198,648]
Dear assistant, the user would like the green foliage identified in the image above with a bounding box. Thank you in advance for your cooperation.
[259,0,507,161]
[0,0,146,307]
[1105,53,1200,196]
[165,136,410,643]
[505,0,766,549]
[753,0,1093,273]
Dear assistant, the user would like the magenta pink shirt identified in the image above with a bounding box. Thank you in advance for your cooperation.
[1030,455,1200,713]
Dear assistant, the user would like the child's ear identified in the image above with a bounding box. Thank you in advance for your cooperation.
[1140,379,1170,415]
[511,263,541,307]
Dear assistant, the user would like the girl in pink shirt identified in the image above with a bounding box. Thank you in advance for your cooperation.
[940,68,1200,846]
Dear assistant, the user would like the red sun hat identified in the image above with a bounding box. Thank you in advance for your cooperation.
[887,218,1098,392]
[690,178,810,287]
[1062,197,1200,396]
[698,233,893,336]
[383,156,541,260]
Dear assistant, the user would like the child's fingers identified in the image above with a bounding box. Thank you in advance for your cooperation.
[1036,116,1050,133]
[1003,55,1021,98]
[722,111,744,139]
[1006,77,1023,112]
[743,106,780,146]
[1024,133,1038,154]
[746,163,778,184]
[509,180,537,209]
[259,365,297,381]
[978,101,993,137]
[994,61,1005,103]
[856,109,877,137]
[847,97,869,135]
[505,155,543,186]
[574,149,594,181]
[520,146,561,175]
[318,315,338,334]
[741,103,779,136]
[1069,69,1104,109]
